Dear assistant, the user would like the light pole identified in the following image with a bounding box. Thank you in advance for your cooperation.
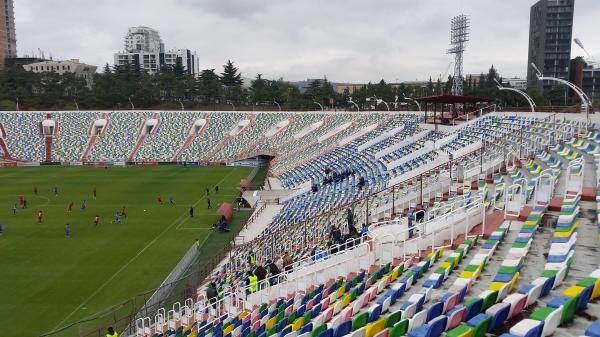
[273,100,282,111]
[574,38,597,103]
[228,101,236,111]
[15,97,19,111]
[348,97,360,112]
[128,95,135,110]
[313,101,324,111]
[494,79,536,113]
[402,94,421,111]
[73,98,79,111]
[367,96,390,111]
[177,99,184,111]
[531,62,592,121]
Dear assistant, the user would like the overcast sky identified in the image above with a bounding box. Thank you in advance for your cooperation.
[14,0,600,83]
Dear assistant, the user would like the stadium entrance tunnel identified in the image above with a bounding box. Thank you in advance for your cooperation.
[92,119,107,135]
[229,119,250,136]
[264,119,290,137]
[144,118,159,135]
[190,118,207,134]
[41,119,57,136]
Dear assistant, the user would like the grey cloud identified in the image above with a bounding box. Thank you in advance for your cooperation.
[13,0,600,82]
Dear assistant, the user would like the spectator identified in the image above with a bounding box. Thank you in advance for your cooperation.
[266,260,281,285]
[254,264,267,290]
[348,223,359,238]
[275,256,284,272]
[329,225,342,244]
[206,282,218,309]
[106,327,118,337]
[346,208,354,227]
[361,223,369,242]
[246,270,257,294]
[189,206,194,218]
[247,251,256,266]
[282,252,293,272]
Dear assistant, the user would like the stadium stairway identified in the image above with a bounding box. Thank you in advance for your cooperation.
[173,114,209,162]
[44,135,52,162]
[128,112,160,162]
[236,204,285,244]
[82,112,109,162]
[203,114,257,162]
[0,134,12,160]
[234,116,295,161]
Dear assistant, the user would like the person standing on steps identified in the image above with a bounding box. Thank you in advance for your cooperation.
[106,327,118,337]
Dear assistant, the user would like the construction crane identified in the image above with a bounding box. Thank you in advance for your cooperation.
[438,61,453,95]
[574,38,598,66]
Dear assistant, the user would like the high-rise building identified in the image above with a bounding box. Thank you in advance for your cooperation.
[570,57,600,103]
[114,26,199,76]
[527,0,575,92]
[124,26,164,54]
[163,49,199,76]
[0,0,17,70]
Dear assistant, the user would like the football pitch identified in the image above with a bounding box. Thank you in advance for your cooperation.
[0,165,255,337]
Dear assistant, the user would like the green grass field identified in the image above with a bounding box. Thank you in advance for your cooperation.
[0,165,254,337]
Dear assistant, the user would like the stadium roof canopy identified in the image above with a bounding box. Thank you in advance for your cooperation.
[415,95,495,125]
[416,95,494,104]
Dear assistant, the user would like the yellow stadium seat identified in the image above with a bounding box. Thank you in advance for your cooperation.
[489,282,507,291]
[265,317,277,330]
[292,317,304,331]
[562,285,584,298]
[365,319,385,337]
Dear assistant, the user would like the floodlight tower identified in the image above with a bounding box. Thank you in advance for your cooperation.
[447,14,470,96]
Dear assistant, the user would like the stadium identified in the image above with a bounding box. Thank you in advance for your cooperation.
[1,105,600,337]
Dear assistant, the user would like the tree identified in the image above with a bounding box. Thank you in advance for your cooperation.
[426,77,434,96]
[220,60,243,87]
[221,60,243,103]
[197,69,222,104]
[250,74,268,104]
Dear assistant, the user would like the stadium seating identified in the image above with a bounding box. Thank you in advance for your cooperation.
[88,111,153,161]
[52,111,99,162]
[0,111,46,161]
[3,110,600,337]
[135,111,203,161]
